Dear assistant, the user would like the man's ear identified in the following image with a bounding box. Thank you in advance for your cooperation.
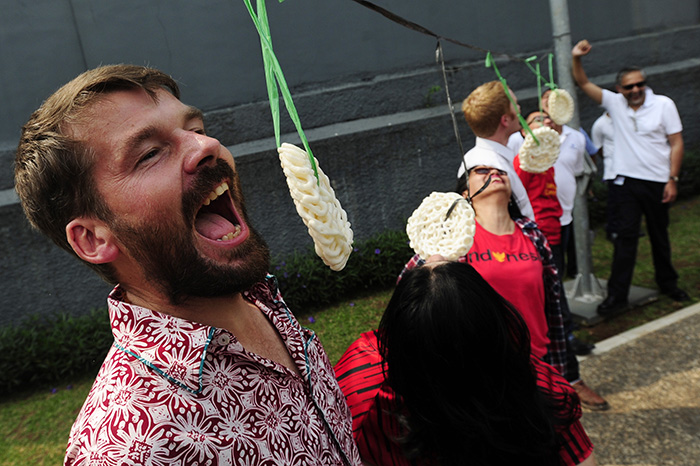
[500,113,510,128]
[501,112,517,129]
[66,218,120,264]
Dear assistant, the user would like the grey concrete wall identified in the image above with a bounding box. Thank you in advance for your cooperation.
[2,0,700,327]
[2,0,698,167]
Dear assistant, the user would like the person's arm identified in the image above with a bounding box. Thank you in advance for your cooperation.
[571,40,603,105]
[590,120,604,165]
[663,131,684,203]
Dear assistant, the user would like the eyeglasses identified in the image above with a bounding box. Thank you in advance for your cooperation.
[621,81,646,91]
[527,114,552,125]
[471,167,507,176]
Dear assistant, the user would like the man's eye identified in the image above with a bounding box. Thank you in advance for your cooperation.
[139,149,159,163]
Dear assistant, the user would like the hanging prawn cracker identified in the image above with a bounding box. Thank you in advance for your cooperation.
[519,126,561,173]
[278,143,353,271]
[547,89,574,125]
[406,192,476,261]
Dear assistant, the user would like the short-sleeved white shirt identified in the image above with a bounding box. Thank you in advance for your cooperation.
[591,112,615,180]
[554,126,586,226]
[457,137,535,220]
[601,89,682,182]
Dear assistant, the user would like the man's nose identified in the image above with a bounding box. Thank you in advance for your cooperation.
[182,131,221,174]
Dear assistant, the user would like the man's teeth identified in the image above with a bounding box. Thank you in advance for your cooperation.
[202,182,230,206]
[217,225,242,242]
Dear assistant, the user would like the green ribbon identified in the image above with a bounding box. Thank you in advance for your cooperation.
[545,53,565,106]
[243,0,319,183]
[548,53,557,91]
[485,52,538,145]
[530,53,562,105]
[523,56,544,115]
[521,52,568,142]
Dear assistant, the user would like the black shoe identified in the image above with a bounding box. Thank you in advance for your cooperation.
[597,295,628,317]
[664,288,690,302]
[570,337,595,356]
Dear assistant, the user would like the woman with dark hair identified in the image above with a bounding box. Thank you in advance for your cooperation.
[334,260,596,465]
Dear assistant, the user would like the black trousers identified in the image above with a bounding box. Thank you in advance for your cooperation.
[605,179,620,238]
[607,177,678,299]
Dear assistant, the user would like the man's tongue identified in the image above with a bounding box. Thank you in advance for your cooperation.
[195,212,236,240]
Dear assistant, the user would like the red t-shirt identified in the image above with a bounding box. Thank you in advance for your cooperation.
[514,155,563,245]
[465,223,550,359]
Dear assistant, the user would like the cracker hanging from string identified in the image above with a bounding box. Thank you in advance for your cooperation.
[279,143,353,271]
[406,192,476,261]
[244,0,353,270]
[519,126,561,173]
[547,89,574,125]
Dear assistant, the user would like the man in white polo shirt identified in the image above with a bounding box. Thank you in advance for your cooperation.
[457,81,535,221]
[572,40,689,316]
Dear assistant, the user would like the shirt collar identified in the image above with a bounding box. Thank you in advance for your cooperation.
[107,275,283,393]
[641,87,656,108]
[623,86,656,110]
[515,216,537,230]
[475,136,516,160]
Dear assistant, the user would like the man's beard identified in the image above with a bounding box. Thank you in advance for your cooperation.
[109,161,270,305]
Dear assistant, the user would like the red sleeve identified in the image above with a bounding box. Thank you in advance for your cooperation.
[514,154,532,187]
[334,332,410,466]
[532,357,595,465]
[334,331,386,433]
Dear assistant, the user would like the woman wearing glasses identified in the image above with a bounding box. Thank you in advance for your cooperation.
[401,152,609,410]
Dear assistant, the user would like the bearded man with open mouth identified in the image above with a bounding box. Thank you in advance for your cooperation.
[15,64,361,466]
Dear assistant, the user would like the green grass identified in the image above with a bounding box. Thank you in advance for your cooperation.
[577,194,700,342]
[0,377,93,466]
[1,195,698,466]
[298,288,394,364]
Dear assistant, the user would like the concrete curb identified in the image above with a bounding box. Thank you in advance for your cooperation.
[578,300,700,361]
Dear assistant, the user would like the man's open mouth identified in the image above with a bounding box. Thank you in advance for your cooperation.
[194,182,243,242]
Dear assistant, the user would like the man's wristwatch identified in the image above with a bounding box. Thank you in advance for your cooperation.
[670,175,679,183]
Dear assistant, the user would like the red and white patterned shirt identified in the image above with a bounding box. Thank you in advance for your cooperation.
[65,275,361,466]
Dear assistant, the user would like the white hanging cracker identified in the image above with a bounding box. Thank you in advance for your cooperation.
[406,192,476,261]
[519,126,561,174]
[547,88,574,125]
[278,143,353,271]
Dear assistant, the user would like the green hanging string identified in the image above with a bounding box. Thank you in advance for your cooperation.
[523,56,544,115]
[485,52,538,145]
[242,0,320,183]
[544,53,566,102]
[521,52,569,143]
[548,53,557,91]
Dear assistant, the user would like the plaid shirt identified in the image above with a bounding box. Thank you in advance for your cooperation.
[400,217,568,379]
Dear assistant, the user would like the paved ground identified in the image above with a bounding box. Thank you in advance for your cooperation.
[577,302,700,466]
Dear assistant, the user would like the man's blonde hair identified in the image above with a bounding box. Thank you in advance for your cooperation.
[461,81,513,138]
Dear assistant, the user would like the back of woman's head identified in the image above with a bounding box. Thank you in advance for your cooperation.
[378,261,561,465]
